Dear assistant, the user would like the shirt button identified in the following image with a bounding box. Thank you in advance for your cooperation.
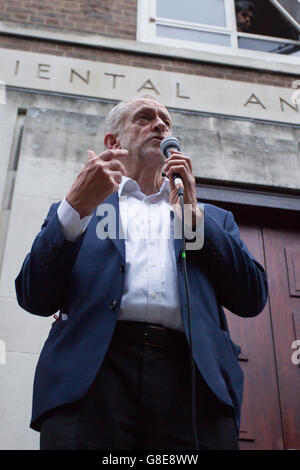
[151,293,158,299]
[109,300,118,310]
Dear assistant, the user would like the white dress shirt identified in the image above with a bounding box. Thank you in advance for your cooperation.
[57,176,184,331]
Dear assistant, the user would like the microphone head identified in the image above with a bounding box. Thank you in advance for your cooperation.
[160,136,181,158]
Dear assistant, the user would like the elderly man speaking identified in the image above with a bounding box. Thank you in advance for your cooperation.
[15,95,268,450]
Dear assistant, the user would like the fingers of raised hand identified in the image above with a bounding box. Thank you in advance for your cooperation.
[101,149,128,161]
[86,151,126,177]
[167,165,189,186]
[163,159,190,179]
[98,160,126,184]
[104,168,123,185]
[106,159,127,175]
[87,150,97,160]
[86,149,128,165]
[164,150,193,173]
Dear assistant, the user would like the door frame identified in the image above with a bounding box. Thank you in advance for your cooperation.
[196,178,300,213]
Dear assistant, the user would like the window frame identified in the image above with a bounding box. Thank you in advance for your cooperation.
[137,0,300,61]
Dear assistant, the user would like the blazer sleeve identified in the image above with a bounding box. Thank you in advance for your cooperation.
[15,202,85,317]
[200,208,268,317]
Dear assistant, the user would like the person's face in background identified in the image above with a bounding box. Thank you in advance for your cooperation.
[236,9,254,32]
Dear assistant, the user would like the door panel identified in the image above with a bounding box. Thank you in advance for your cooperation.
[285,247,300,297]
[224,225,284,450]
[263,226,300,449]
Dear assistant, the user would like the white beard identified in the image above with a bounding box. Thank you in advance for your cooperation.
[137,142,165,166]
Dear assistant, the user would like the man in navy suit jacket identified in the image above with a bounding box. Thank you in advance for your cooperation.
[15,96,268,450]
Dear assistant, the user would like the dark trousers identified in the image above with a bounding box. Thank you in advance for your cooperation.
[40,321,239,450]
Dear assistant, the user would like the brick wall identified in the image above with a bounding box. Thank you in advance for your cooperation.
[0,0,137,39]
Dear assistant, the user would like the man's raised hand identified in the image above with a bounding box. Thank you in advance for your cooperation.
[66,149,128,218]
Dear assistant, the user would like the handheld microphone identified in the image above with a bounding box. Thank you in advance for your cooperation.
[160,137,184,195]
[161,136,198,450]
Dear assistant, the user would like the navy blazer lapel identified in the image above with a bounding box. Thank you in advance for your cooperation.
[95,192,125,261]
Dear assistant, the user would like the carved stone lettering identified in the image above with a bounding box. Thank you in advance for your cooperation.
[176,82,190,99]
[70,69,90,84]
[37,64,51,80]
[2,49,300,126]
[14,60,20,76]
[244,93,266,109]
[280,97,299,113]
[137,79,160,95]
[104,73,125,89]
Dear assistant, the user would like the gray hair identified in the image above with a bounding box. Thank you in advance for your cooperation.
[104,94,160,135]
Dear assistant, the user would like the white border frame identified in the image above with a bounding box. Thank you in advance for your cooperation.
[137,0,300,64]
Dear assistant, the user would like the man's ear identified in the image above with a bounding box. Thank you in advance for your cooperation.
[104,133,121,150]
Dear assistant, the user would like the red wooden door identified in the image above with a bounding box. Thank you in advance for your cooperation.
[221,209,300,449]
[224,224,283,450]
[263,223,300,449]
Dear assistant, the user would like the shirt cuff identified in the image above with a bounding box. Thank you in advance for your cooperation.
[57,198,92,242]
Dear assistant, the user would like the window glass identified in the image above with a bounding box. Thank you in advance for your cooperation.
[235,0,300,41]
[156,25,231,46]
[157,0,226,28]
[238,36,300,55]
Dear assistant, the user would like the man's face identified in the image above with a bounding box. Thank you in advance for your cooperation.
[116,98,172,167]
[237,9,254,32]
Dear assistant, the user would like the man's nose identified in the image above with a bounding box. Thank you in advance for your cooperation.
[153,117,167,132]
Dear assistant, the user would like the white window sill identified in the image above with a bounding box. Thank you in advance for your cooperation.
[1,20,300,76]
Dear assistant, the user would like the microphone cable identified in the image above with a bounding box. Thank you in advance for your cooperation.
[160,136,199,449]
[178,189,199,451]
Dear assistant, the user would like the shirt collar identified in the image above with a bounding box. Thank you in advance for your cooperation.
[118,176,170,198]
[118,176,138,196]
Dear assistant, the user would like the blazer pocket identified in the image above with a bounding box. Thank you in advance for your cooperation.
[219,329,242,360]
